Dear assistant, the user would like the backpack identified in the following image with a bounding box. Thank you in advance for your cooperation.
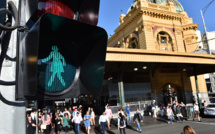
[120,119,124,127]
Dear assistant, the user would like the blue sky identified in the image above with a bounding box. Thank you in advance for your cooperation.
[97,0,215,38]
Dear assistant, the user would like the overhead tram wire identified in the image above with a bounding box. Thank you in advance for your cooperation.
[202,0,215,15]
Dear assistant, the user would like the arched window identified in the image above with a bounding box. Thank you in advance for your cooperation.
[128,37,138,48]
[156,32,173,51]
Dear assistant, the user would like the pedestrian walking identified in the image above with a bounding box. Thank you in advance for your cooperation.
[68,107,73,119]
[193,103,201,122]
[62,108,71,117]
[42,112,52,134]
[117,108,125,117]
[167,106,174,124]
[84,111,91,134]
[88,107,92,115]
[118,113,126,134]
[160,101,164,117]
[27,116,37,134]
[176,105,184,123]
[183,125,196,134]
[90,108,96,126]
[54,114,61,134]
[56,109,61,117]
[152,100,157,118]
[30,111,36,122]
[62,113,70,133]
[133,108,143,133]
[72,108,78,117]
[126,104,131,124]
[203,100,207,108]
[78,105,82,111]
[38,111,43,133]
[105,103,109,110]
[72,112,83,134]
[105,106,112,128]
[192,96,196,105]
[172,102,177,115]
[99,112,110,134]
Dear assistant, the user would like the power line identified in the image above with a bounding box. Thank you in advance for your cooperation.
[202,0,215,15]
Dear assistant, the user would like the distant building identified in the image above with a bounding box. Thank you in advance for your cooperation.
[198,31,215,95]
[196,30,203,49]
[202,31,215,54]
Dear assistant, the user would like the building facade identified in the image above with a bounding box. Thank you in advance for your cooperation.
[103,0,215,111]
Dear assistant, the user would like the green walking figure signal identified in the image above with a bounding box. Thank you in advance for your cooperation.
[41,45,66,87]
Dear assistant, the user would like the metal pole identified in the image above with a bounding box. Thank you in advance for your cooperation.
[35,101,38,134]
[118,73,125,111]
[194,75,202,109]
[200,10,211,54]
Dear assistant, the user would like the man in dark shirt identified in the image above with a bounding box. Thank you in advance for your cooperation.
[133,109,143,132]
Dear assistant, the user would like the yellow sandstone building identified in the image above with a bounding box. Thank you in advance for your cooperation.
[103,0,215,107]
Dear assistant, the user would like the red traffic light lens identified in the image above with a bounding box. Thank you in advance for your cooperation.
[36,0,74,19]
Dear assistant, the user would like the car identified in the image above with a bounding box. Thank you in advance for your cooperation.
[204,104,215,116]
[210,97,215,103]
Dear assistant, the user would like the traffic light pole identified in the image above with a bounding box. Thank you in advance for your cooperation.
[118,72,125,112]
[194,73,202,109]
[200,10,211,54]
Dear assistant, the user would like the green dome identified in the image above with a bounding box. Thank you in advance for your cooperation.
[127,0,184,13]
[127,0,138,13]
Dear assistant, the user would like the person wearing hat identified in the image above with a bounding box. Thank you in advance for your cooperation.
[72,112,83,134]
[193,103,201,122]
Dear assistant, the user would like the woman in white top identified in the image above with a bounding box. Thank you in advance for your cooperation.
[167,106,174,124]
[90,108,95,126]
[117,108,125,117]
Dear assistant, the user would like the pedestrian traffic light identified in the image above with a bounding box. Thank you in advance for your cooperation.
[173,91,177,97]
[168,88,172,97]
[16,0,107,100]
[27,0,100,28]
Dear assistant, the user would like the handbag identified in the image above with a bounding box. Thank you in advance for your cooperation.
[41,124,46,130]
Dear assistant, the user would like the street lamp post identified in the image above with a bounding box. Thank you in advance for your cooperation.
[200,10,211,54]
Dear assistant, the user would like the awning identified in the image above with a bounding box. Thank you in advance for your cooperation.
[105,48,215,76]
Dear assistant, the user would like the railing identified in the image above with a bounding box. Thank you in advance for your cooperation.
[148,3,170,11]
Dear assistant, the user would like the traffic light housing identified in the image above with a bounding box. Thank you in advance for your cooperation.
[16,13,107,100]
[0,0,6,34]
[168,88,172,97]
[26,0,100,28]
[173,91,177,97]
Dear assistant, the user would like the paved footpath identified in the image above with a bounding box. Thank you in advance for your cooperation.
[40,116,215,134]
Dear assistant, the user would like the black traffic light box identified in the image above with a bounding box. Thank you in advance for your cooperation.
[16,13,107,100]
[0,0,6,34]
[173,91,177,97]
[168,88,172,97]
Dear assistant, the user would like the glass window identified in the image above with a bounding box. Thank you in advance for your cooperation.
[129,37,138,48]
[207,105,215,108]
[161,37,167,43]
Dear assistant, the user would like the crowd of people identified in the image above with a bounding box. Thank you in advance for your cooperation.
[26,105,96,134]
[26,101,199,134]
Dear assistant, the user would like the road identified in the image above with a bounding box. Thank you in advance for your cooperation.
[42,116,215,134]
